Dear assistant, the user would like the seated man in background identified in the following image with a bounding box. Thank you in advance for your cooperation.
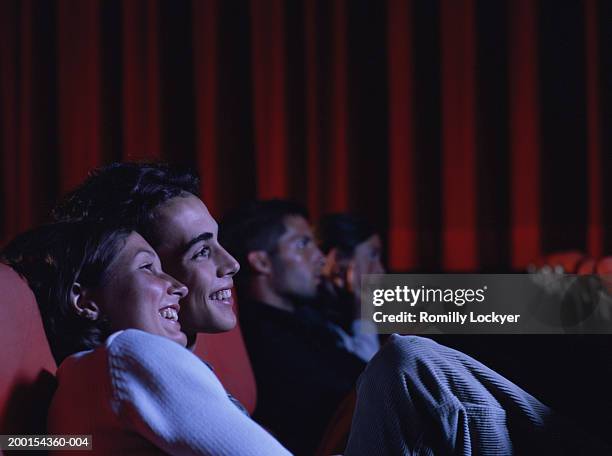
[316,212,383,362]
[220,200,366,456]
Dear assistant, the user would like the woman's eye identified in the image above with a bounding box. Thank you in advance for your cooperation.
[192,246,211,260]
[140,263,154,271]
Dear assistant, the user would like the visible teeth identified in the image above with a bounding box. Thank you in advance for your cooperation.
[160,308,178,322]
[210,289,232,300]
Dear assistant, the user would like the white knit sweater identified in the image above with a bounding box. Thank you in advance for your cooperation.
[48,329,292,455]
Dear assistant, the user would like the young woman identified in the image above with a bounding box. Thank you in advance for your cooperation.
[3,221,291,455]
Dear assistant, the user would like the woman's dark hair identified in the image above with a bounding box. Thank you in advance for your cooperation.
[51,162,199,247]
[317,213,377,257]
[1,221,132,363]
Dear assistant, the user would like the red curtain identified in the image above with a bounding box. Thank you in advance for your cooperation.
[1,0,610,272]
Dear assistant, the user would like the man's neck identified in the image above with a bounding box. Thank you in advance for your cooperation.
[260,294,296,312]
[246,280,296,313]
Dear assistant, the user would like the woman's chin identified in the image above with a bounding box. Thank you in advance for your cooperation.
[166,329,188,346]
[157,318,188,346]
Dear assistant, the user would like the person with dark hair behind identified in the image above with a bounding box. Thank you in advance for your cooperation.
[316,213,384,362]
[220,200,366,455]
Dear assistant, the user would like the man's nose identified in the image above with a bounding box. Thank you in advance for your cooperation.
[219,249,240,277]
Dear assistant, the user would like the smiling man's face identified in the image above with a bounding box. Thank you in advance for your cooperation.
[152,194,240,337]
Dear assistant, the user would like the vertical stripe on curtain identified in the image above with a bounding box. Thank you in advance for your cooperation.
[122,0,162,161]
[585,0,603,258]
[303,0,321,221]
[327,0,349,213]
[57,0,103,194]
[539,0,588,254]
[601,0,612,255]
[193,0,220,216]
[509,0,541,269]
[440,0,477,271]
[0,0,22,239]
[387,0,416,271]
[250,0,288,199]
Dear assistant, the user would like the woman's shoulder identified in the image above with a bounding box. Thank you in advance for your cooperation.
[105,329,201,367]
[105,329,223,387]
[106,329,187,351]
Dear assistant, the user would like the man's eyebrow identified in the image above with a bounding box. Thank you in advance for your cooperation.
[183,232,213,254]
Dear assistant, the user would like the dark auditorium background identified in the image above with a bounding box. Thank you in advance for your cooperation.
[1,0,611,272]
[2,0,612,446]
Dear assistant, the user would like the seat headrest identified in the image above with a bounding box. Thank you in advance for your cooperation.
[0,263,56,434]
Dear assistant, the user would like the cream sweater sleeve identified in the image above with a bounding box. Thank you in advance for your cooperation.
[106,329,292,456]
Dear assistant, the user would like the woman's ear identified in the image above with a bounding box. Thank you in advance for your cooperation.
[247,250,272,275]
[70,282,100,321]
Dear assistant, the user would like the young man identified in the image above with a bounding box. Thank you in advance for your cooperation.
[220,200,367,455]
[316,212,384,362]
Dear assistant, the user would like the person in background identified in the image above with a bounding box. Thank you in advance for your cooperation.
[220,200,366,456]
[316,212,384,362]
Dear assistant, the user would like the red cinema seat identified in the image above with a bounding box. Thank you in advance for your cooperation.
[191,291,257,414]
[576,257,597,275]
[0,263,56,436]
[316,389,356,456]
[596,257,612,295]
[596,256,612,274]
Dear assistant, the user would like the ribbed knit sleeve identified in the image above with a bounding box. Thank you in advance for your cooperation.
[344,335,597,456]
[106,330,292,456]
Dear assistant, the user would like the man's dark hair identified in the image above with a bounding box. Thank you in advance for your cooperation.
[219,199,309,277]
[1,221,132,363]
[52,162,199,246]
[317,213,377,257]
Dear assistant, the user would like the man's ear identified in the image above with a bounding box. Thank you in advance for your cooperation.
[70,282,101,321]
[247,250,273,275]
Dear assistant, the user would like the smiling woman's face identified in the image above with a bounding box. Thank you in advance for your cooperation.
[92,232,189,347]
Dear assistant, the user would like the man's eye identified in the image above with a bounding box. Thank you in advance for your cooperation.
[140,263,154,271]
[192,246,211,260]
[297,238,310,249]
